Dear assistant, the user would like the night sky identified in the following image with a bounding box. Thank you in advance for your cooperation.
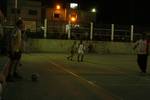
[0,0,150,25]
[41,0,150,25]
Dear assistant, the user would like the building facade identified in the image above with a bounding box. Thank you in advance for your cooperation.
[6,0,42,32]
[45,3,96,38]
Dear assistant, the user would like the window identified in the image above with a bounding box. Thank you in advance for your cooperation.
[28,10,37,15]
[54,13,60,18]
[11,8,20,14]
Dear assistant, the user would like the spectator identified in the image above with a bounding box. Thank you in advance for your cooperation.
[134,33,149,74]
[7,20,25,81]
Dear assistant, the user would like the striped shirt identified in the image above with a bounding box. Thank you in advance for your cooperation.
[134,39,148,54]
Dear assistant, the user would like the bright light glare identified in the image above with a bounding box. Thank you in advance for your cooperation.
[70,3,78,9]
[56,5,61,10]
[70,17,76,22]
[91,8,96,12]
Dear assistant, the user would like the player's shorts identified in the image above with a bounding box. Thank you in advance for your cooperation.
[78,50,84,54]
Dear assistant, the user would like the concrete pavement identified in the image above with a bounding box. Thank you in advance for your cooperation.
[3,54,150,100]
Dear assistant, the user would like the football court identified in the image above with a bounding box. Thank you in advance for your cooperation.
[2,53,150,100]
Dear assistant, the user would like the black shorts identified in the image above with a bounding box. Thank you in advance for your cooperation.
[9,51,22,60]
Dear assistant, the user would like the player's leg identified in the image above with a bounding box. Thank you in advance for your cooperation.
[70,51,74,61]
[77,53,80,62]
[6,53,15,81]
[141,54,148,73]
[81,53,84,62]
[67,51,72,60]
[137,54,143,73]
[13,52,22,79]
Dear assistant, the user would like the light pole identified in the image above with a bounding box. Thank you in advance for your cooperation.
[90,8,96,40]
[15,0,18,23]
[15,0,18,9]
[111,24,114,41]
[68,21,71,39]
[44,18,47,38]
[90,22,93,40]
[130,25,134,42]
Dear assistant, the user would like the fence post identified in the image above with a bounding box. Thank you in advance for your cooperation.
[90,22,93,40]
[68,21,71,39]
[111,24,114,41]
[44,18,47,38]
[14,0,18,23]
[130,25,134,42]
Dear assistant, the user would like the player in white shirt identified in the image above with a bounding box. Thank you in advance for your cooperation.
[77,40,85,62]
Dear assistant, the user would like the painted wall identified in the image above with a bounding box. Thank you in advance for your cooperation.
[25,39,141,54]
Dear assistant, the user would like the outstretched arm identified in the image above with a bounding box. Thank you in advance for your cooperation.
[133,41,139,50]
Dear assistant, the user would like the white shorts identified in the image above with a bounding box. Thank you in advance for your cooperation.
[78,50,84,54]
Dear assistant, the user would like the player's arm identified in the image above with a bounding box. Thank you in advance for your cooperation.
[133,41,139,50]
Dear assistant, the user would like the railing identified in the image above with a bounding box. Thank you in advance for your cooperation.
[1,24,149,41]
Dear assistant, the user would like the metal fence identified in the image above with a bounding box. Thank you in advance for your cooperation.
[1,24,150,55]
[1,24,150,41]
